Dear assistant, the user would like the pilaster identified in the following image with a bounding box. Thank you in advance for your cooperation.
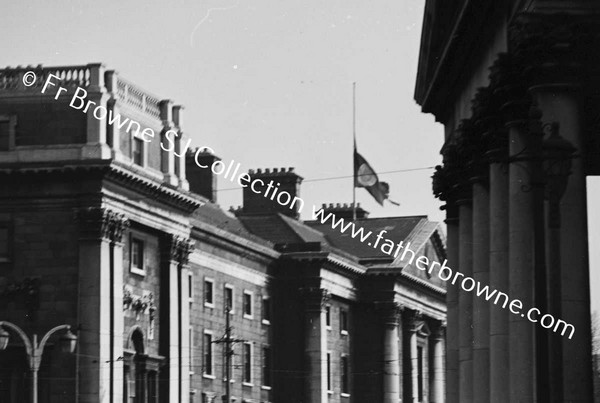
[300,287,330,403]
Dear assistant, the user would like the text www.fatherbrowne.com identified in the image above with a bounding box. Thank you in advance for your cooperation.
[312,206,576,339]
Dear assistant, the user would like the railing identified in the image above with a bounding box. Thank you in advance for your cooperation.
[114,77,161,119]
[0,64,164,121]
[0,65,91,91]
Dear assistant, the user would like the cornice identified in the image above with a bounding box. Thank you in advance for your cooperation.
[0,160,203,213]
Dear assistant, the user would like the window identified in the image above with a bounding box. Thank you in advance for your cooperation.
[243,343,252,385]
[340,309,348,334]
[224,285,234,314]
[125,366,136,402]
[325,305,331,329]
[262,297,271,324]
[262,347,271,388]
[203,331,214,377]
[243,291,253,319]
[327,352,332,392]
[189,327,194,375]
[130,237,145,275]
[188,272,194,304]
[0,115,15,151]
[341,355,349,395]
[417,346,424,401]
[148,371,158,403]
[0,120,9,151]
[132,136,144,166]
[0,224,10,262]
[204,279,214,306]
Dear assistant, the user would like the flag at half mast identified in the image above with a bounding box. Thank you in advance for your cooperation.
[354,150,390,206]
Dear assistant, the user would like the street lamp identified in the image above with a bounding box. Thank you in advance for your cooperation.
[0,321,78,403]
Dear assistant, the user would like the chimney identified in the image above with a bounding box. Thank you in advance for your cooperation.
[320,203,369,221]
[240,167,304,218]
[186,148,220,202]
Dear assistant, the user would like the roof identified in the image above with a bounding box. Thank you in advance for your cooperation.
[238,213,359,262]
[191,202,274,248]
[305,215,429,262]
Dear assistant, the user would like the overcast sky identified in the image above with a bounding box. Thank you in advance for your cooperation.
[2,0,599,314]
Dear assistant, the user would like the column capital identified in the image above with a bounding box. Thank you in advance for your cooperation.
[299,287,330,312]
[404,309,423,333]
[432,320,446,341]
[161,234,194,265]
[509,13,599,87]
[374,301,402,326]
[76,207,129,243]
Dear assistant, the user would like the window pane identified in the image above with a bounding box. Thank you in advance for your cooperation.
[204,281,213,304]
[0,227,8,257]
[204,334,213,375]
[327,353,332,391]
[225,287,233,312]
[325,306,331,327]
[243,343,251,383]
[263,298,271,322]
[340,310,348,332]
[263,347,271,387]
[132,137,143,165]
[341,355,349,393]
[131,239,144,271]
[244,293,252,316]
[0,121,9,151]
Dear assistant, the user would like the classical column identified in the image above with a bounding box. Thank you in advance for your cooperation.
[457,196,473,403]
[431,324,445,403]
[471,175,490,402]
[487,129,509,403]
[76,208,122,403]
[180,264,191,401]
[505,98,538,402]
[160,235,193,402]
[444,205,459,403]
[302,287,329,403]
[378,302,401,403]
[407,311,421,403]
[110,214,129,403]
[530,78,593,401]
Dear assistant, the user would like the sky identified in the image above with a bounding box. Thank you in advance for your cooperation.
[1,0,599,314]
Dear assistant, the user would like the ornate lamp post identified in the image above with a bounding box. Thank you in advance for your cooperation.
[0,321,78,403]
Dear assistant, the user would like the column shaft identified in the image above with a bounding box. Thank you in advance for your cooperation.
[444,210,459,403]
[532,83,593,401]
[472,181,490,401]
[169,260,180,402]
[382,306,400,403]
[78,238,111,403]
[458,202,473,403]
[432,328,445,403]
[508,120,536,402]
[181,266,191,401]
[304,289,328,403]
[489,160,509,403]
[410,327,419,403]
[112,241,125,403]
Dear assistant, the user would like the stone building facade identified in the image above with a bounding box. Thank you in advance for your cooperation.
[0,63,446,402]
[415,2,600,402]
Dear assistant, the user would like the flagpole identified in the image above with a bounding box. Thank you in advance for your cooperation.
[352,82,357,221]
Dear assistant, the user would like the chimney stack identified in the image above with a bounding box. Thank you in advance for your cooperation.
[239,167,304,218]
[186,148,220,203]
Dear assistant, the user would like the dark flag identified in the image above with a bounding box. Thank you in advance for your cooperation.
[354,150,390,206]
